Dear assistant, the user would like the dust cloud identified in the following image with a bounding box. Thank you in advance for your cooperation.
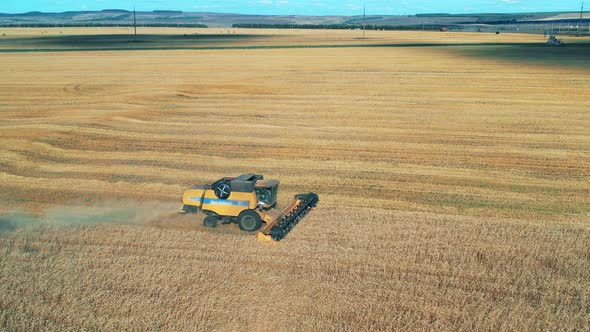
[0,200,192,232]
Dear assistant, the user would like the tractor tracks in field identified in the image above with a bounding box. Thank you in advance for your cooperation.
[61,81,135,100]
[63,82,83,95]
[62,81,108,96]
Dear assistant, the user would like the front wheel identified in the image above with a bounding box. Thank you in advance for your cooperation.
[237,210,262,232]
[204,215,219,228]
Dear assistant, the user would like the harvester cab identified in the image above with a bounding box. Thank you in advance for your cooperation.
[179,174,318,242]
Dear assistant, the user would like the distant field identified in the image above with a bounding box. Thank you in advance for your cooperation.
[0,28,589,330]
[538,13,590,20]
[0,27,558,49]
[0,10,572,28]
[1,27,589,69]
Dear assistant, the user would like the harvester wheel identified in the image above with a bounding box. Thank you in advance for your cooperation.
[237,210,262,232]
[204,215,219,228]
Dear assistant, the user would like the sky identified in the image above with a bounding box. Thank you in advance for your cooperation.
[0,0,582,15]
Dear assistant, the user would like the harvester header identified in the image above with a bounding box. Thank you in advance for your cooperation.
[179,174,318,242]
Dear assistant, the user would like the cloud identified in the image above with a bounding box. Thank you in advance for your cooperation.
[345,3,362,10]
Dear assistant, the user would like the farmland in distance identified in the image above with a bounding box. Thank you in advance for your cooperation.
[0,28,589,330]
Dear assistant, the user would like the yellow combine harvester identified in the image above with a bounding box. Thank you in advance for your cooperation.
[178,174,318,242]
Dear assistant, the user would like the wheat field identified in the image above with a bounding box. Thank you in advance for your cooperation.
[0,28,589,330]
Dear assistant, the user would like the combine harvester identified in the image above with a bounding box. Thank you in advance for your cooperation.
[179,174,318,242]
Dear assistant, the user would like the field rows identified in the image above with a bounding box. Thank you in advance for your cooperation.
[1,207,589,330]
[1,46,588,220]
[0,29,589,330]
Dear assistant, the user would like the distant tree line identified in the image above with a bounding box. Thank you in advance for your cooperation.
[232,23,453,31]
[0,23,208,28]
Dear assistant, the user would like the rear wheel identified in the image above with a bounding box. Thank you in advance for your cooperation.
[237,210,262,232]
[204,215,219,228]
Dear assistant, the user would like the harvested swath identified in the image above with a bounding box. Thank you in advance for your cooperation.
[0,28,589,330]
[0,208,588,330]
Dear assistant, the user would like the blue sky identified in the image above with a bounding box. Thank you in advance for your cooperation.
[0,1,581,15]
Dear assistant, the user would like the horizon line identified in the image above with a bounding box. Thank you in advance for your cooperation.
[0,9,580,17]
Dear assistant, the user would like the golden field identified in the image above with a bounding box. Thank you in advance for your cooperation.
[0,28,589,330]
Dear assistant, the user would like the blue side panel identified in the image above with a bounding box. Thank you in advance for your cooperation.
[203,198,250,207]
[188,196,203,204]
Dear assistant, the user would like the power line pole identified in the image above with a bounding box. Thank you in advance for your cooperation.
[362,1,366,40]
[133,7,137,37]
[578,2,584,37]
